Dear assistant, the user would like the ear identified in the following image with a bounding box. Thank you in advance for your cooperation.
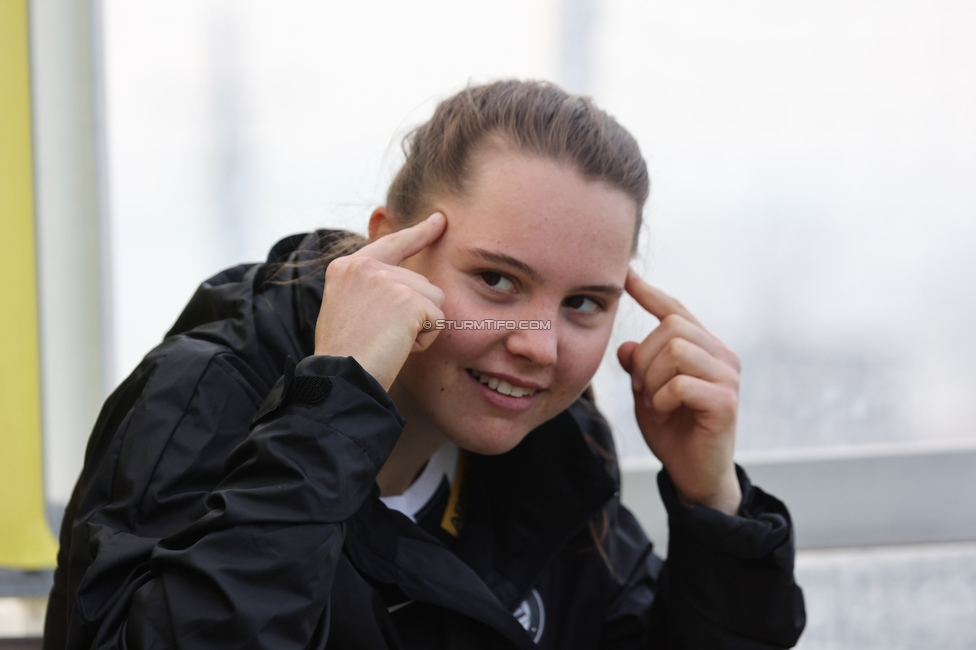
[368,206,398,242]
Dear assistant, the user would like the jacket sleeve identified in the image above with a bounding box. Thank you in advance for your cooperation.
[600,466,806,649]
[49,353,403,650]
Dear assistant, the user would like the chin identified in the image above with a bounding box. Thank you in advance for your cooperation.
[445,418,534,456]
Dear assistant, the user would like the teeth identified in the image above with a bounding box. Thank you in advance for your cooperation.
[472,370,537,397]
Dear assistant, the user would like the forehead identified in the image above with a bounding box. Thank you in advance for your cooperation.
[436,148,636,283]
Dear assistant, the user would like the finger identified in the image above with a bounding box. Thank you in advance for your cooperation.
[380,266,446,307]
[639,338,739,400]
[358,212,447,266]
[413,303,445,352]
[617,341,639,375]
[625,268,701,326]
[630,315,740,391]
[651,375,738,423]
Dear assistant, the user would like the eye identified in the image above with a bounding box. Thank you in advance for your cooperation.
[563,295,602,313]
[479,271,515,292]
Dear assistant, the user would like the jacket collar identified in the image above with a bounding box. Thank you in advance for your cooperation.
[344,399,618,646]
[454,400,618,609]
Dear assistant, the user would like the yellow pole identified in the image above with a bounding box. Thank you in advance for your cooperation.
[0,0,60,569]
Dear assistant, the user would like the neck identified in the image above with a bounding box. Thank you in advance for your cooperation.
[376,379,450,497]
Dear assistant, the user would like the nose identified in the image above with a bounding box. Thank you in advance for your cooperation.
[503,317,558,367]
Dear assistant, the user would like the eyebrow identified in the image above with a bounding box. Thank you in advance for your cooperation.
[463,246,624,297]
[575,283,624,298]
[466,247,541,281]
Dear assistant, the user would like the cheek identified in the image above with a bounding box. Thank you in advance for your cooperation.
[420,326,500,370]
[554,331,613,394]
[440,286,491,321]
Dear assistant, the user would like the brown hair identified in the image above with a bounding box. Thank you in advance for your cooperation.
[386,79,649,251]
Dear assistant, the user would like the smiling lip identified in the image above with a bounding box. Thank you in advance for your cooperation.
[466,369,544,412]
[468,369,545,391]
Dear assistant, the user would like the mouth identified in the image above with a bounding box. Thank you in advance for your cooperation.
[467,369,540,397]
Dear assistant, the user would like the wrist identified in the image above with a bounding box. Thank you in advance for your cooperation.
[676,466,742,516]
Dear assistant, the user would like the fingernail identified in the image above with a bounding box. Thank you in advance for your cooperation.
[632,375,642,392]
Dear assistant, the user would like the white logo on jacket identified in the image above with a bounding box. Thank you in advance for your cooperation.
[513,588,545,643]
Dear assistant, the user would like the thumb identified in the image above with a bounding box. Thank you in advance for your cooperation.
[361,212,447,266]
[617,341,639,376]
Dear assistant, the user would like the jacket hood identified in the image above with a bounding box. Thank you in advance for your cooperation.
[166,230,360,385]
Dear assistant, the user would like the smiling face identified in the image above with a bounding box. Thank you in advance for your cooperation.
[387,144,637,455]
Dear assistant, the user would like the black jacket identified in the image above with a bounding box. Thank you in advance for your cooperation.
[44,231,805,650]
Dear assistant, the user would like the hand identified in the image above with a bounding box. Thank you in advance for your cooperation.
[314,212,447,391]
[616,269,743,515]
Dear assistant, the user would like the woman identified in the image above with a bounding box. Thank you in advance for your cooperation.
[45,80,805,649]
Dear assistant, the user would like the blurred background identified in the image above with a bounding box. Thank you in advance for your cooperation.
[2,0,974,646]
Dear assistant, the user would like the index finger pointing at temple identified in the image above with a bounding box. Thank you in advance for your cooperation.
[360,212,447,265]
[625,268,702,326]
